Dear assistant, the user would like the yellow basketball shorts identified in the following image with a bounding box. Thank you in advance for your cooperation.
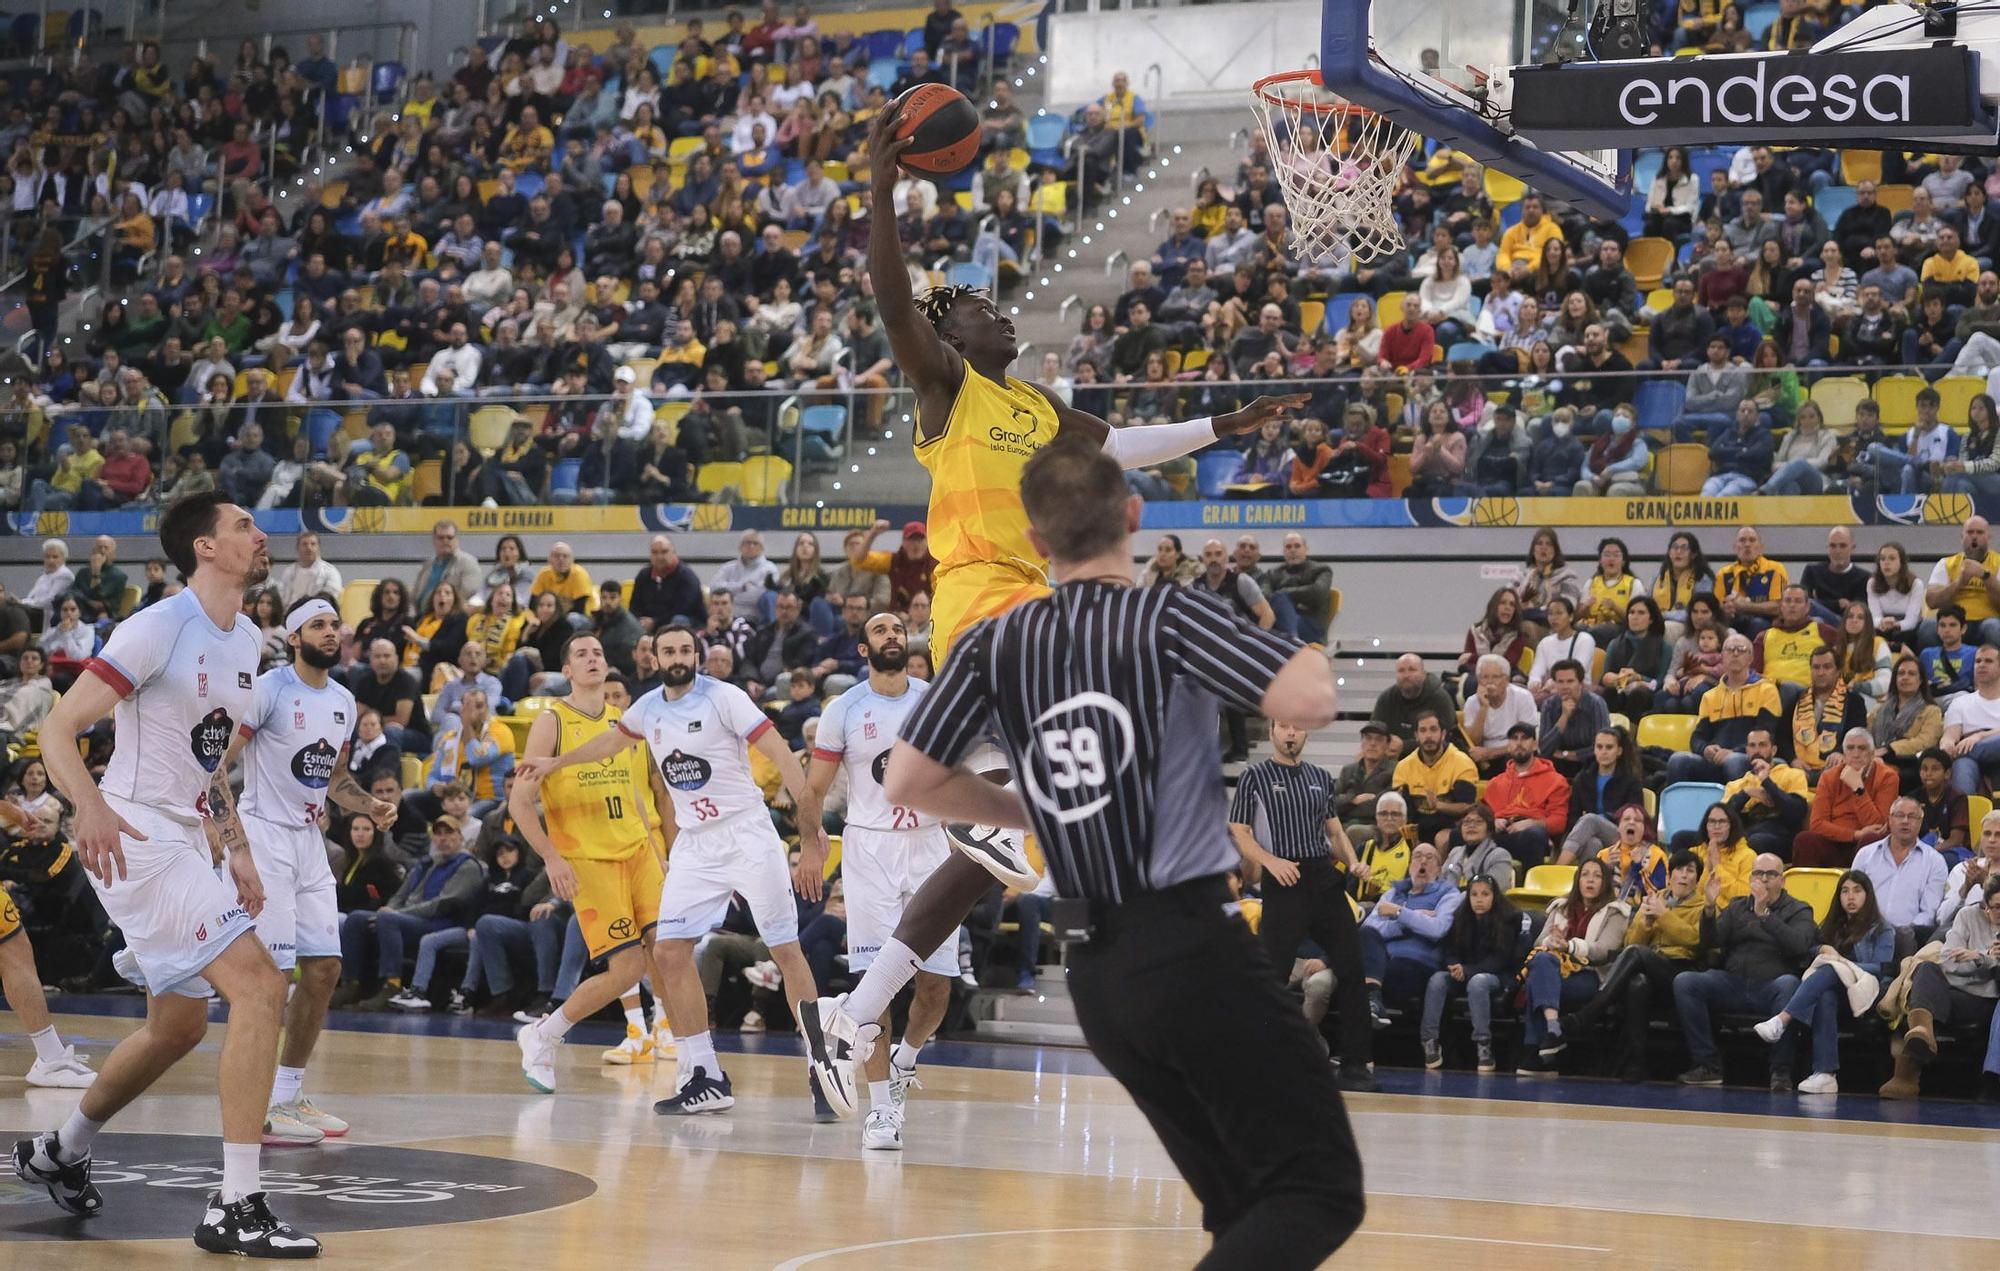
[0,892,19,945]
[569,851,665,959]
[930,564,1050,667]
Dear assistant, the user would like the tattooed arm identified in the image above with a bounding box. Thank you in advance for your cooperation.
[329,747,400,821]
[207,763,268,918]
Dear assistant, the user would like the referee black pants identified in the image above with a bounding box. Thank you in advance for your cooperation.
[1067,876,1365,1270]
[1257,857,1372,1070]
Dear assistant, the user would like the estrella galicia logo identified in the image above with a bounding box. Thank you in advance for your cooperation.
[870,748,892,786]
[291,738,338,788]
[658,749,714,790]
[189,708,233,772]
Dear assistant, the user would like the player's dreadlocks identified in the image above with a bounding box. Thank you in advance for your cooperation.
[915,284,984,334]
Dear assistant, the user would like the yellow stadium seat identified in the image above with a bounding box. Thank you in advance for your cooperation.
[696,461,744,496]
[1873,374,1926,429]
[320,180,348,208]
[1652,443,1710,494]
[668,136,705,160]
[822,834,842,880]
[780,228,810,252]
[1840,149,1883,186]
[1616,329,1651,365]
[1643,286,1674,313]
[1936,375,1986,423]
[410,457,443,505]
[477,178,500,202]
[1809,376,1869,428]
[469,405,519,454]
[1967,793,1993,834]
[338,580,378,628]
[626,164,655,199]
[1299,300,1325,335]
[1378,291,1408,326]
[822,160,850,183]
[1874,183,1913,216]
[400,754,424,789]
[1783,868,1844,922]
[1484,166,1527,207]
[740,455,793,505]
[1624,236,1675,291]
[1507,863,1575,912]
[1027,182,1068,215]
[1182,348,1210,372]
[1635,713,1698,752]
[496,715,534,755]
[954,191,973,210]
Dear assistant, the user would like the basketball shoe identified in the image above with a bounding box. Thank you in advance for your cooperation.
[602,1024,655,1065]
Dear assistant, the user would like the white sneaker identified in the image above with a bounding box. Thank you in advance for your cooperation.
[387,987,431,1011]
[1798,1071,1840,1095]
[602,1024,655,1065]
[261,1107,326,1146]
[280,1098,348,1137]
[739,1010,766,1033]
[861,1107,904,1151]
[888,1062,921,1112]
[797,995,861,1119]
[24,1047,96,1089]
[652,1024,676,1057]
[517,1021,558,1093]
[943,821,1039,890]
[743,961,782,991]
[1753,1015,1788,1044]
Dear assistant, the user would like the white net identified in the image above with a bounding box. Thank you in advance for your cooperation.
[1248,73,1420,264]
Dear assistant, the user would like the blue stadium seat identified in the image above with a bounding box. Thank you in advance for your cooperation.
[1196,451,1239,498]
[1446,341,1492,362]
[1631,150,1663,196]
[1814,185,1857,225]
[985,23,1020,70]
[862,30,907,63]
[1324,292,1371,333]
[1025,114,1067,167]
[186,192,214,227]
[800,404,847,439]
[1689,147,1732,189]
[513,170,546,200]
[305,409,343,459]
[865,61,900,93]
[549,458,582,500]
[371,61,406,102]
[1659,782,1726,841]
[10,14,38,53]
[1634,379,1688,434]
[1743,1,1782,41]
[648,44,677,79]
[903,29,925,58]
[946,261,992,289]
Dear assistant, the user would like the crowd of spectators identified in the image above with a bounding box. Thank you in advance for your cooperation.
[0,5,1153,513]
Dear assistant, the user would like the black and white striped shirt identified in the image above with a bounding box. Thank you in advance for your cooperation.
[898,581,1302,903]
[1228,759,1339,862]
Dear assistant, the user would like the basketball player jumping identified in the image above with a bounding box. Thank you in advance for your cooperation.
[229,596,401,1145]
[511,634,674,1093]
[801,103,1306,1115]
[802,612,952,1152]
[519,623,830,1115]
[12,493,320,1258]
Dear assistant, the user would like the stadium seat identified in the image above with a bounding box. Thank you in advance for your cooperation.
[1507,863,1575,912]
[338,580,377,628]
[1840,149,1883,185]
[1298,300,1325,335]
[1446,341,1491,364]
[1196,451,1239,498]
[902,28,925,57]
[1813,185,1857,225]
[400,754,423,789]
[800,404,847,439]
[1635,713,1698,753]
[1937,375,1986,423]
[1633,379,1687,435]
[1026,181,1067,215]
[370,61,406,102]
[1783,868,1844,922]
[1652,443,1710,494]
[740,455,794,504]
[410,458,442,504]
[866,60,900,93]
[1377,291,1407,326]
[469,405,518,454]
[549,458,582,500]
[1809,376,1869,428]
[648,44,676,78]
[1875,183,1913,215]
[1025,114,1067,167]
[1624,236,1674,291]
[1658,782,1726,840]
[696,462,744,496]
[1483,166,1526,207]
[946,261,992,290]
[1873,375,1927,430]
[861,29,907,63]
[985,22,1020,69]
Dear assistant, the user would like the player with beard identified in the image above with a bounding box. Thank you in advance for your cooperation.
[13,493,322,1258]
[519,623,831,1115]
[510,635,676,1093]
[794,109,1310,1108]
[227,596,400,1145]
[802,612,952,1151]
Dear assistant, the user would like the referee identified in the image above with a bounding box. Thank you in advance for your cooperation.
[1228,722,1377,1093]
[879,438,1363,1270]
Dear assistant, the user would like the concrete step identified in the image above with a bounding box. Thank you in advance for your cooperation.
[968,971,1084,1045]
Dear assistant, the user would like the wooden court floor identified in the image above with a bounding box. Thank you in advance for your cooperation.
[4,1009,1999,1269]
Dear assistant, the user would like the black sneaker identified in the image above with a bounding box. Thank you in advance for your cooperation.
[1678,1064,1724,1086]
[1769,1072,1794,1094]
[1515,1052,1550,1077]
[808,1070,838,1123]
[1367,993,1390,1031]
[512,992,553,1025]
[193,1190,320,1258]
[654,1065,735,1115]
[1538,1032,1567,1060]
[1334,1062,1381,1093]
[446,990,473,1016]
[1475,1039,1496,1073]
[11,1133,103,1216]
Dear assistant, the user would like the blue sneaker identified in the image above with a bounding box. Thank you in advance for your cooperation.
[654,1065,734,1116]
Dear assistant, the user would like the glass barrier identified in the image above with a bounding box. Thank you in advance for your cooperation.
[6,357,1978,518]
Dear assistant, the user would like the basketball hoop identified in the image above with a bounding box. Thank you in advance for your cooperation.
[1249,70,1419,263]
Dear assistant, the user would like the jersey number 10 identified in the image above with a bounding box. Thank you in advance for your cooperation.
[604,795,625,819]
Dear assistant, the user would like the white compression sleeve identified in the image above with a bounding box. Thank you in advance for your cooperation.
[1098,416,1216,469]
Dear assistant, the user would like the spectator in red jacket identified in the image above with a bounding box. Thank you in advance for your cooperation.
[1482,723,1571,868]
[1378,308,1437,372]
[90,428,154,508]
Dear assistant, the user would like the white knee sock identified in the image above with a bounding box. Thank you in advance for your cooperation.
[220,1142,260,1203]
[55,1110,104,1161]
[679,1031,718,1080]
[271,1065,305,1106]
[846,940,922,1024]
[28,1025,66,1065]
[869,1076,895,1112]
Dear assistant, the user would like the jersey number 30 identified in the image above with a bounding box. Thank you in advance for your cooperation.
[1043,726,1107,790]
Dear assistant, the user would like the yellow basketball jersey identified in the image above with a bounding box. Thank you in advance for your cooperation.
[914,365,1061,583]
[541,699,653,862]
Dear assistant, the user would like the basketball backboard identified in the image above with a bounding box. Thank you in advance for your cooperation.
[1319,0,1631,219]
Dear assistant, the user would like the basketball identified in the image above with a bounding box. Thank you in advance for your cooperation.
[891,83,982,177]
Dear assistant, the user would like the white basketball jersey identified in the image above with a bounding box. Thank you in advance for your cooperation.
[813,678,935,832]
[239,664,358,829]
[89,587,261,826]
[618,676,775,833]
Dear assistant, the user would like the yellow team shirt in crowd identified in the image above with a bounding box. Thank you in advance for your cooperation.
[1392,744,1478,807]
[540,700,653,861]
[1922,251,1979,286]
[1935,549,2000,621]
[1696,674,1783,725]
[1583,573,1637,627]
[1756,621,1830,687]
[1716,555,1789,607]
[533,564,598,614]
[426,716,512,803]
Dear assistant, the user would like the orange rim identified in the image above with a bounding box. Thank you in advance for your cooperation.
[1250,69,1376,117]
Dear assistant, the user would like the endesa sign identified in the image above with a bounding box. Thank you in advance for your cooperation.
[1511,46,1989,147]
